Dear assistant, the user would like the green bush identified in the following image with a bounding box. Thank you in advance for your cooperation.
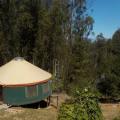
[58,88,103,120]
[58,104,74,120]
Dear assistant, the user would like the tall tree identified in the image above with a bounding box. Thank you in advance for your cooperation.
[96,30,120,98]
[67,0,94,90]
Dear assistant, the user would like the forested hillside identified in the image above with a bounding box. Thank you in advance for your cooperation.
[0,0,120,99]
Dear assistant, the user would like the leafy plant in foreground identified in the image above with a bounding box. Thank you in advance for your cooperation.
[58,88,103,120]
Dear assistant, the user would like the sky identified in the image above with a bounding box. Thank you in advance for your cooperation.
[90,0,120,39]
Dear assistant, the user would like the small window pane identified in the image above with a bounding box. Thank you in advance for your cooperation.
[25,85,38,98]
[43,84,49,94]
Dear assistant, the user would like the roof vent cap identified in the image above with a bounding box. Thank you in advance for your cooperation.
[14,57,24,61]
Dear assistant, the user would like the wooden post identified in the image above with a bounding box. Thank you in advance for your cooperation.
[57,96,58,108]
[49,96,51,105]
[47,98,49,107]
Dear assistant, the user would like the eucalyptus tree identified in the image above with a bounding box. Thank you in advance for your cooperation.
[67,0,94,90]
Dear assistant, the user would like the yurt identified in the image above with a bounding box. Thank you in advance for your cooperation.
[0,57,52,105]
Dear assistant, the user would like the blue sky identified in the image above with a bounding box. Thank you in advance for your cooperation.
[90,0,120,38]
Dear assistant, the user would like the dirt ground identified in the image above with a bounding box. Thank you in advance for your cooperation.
[100,103,120,120]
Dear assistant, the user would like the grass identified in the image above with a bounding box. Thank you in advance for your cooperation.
[0,93,70,120]
[0,107,57,120]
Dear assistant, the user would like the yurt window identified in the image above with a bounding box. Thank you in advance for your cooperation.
[25,85,38,98]
[43,83,49,94]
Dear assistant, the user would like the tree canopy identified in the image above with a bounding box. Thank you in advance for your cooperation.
[1,0,120,99]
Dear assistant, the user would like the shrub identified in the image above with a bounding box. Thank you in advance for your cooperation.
[113,116,120,120]
[58,88,103,120]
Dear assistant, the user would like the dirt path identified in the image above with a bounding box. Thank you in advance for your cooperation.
[100,103,120,120]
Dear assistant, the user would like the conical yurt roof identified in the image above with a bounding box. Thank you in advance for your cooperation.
[0,57,52,86]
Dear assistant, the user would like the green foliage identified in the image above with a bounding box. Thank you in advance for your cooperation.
[66,0,95,90]
[74,88,103,120]
[58,104,74,120]
[113,116,120,120]
[58,88,103,120]
[69,38,95,90]
[1,0,120,103]
[0,0,95,95]
[96,30,120,98]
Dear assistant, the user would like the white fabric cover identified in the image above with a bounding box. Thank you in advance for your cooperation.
[0,58,52,86]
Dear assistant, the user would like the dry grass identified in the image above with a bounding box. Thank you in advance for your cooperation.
[100,103,120,120]
[0,93,69,120]
[0,107,57,120]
